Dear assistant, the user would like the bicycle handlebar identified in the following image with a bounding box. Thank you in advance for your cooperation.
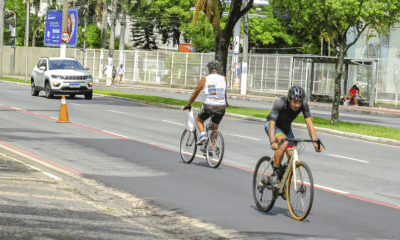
[277,138,326,150]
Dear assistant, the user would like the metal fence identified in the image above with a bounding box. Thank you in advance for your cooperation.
[74,49,400,105]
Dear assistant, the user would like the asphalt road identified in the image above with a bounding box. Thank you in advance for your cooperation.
[95,85,400,129]
[1,82,400,239]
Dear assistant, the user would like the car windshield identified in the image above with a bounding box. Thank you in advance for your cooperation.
[49,60,84,70]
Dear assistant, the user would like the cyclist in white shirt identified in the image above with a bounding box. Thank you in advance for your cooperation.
[183,61,227,145]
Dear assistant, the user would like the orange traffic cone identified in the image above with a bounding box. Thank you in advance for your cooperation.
[57,95,70,123]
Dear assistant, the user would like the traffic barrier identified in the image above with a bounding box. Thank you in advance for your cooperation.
[57,95,70,123]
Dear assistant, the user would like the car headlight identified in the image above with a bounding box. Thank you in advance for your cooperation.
[88,83,93,87]
[51,75,65,79]
[53,82,61,87]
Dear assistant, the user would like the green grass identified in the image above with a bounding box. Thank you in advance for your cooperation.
[0,77,30,84]
[1,77,399,141]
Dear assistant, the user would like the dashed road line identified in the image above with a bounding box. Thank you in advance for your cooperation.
[109,110,127,114]
[229,134,261,141]
[327,154,369,163]
[162,120,185,126]
[314,184,349,194]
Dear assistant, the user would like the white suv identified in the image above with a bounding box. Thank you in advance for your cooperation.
[31,57,94,99]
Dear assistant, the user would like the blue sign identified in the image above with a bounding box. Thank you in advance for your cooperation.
[44,9,78,47]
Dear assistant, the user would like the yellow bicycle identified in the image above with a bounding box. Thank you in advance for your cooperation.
[252,138,325,220]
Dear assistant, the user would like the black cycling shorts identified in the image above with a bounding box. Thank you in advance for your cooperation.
[198,104,226,125]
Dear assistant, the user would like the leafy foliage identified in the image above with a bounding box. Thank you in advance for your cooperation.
[184,13,215,53]
[150,0,194,47]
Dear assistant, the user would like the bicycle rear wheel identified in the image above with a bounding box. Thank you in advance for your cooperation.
[286,161,314,220]
[252,156,275,212]
[180,129,197,163]
[205,131,224,168]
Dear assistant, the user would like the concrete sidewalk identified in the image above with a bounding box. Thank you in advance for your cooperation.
[0,144,239,239]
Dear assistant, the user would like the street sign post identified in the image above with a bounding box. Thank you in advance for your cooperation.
[44,9,78,47]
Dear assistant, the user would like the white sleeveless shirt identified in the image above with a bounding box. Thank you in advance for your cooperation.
[203,74,226,106]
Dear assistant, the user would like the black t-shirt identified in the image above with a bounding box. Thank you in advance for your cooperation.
[266,97,312,135]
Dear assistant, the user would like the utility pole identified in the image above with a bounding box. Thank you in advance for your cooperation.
[0,0,5,78]
[241,0,249,95]
[60,0,68,57]
[25,0,30,82]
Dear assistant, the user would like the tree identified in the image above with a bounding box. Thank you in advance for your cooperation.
[78,23,102,49]
[151,0,194,47]
[193,0,254,76]
[184,13,215,52]
[31,14,44,47]
[247,5,293,53]
[6,0,27,46]
[275,0,400,124]
[131,10,159,50]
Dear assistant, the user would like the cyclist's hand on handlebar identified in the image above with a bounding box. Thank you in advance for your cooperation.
[313,142,323,152]
[182,105,192,111]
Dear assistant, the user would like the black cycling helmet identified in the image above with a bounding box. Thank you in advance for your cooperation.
[288,86,306,101]
[207,60,220,73]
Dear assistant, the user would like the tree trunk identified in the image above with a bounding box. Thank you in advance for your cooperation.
[214,35,228,76]
[119,10,126,51]
[101,1,108,49]
[32,30,36,47]
[109,1,117,58]
[331,44,345,124]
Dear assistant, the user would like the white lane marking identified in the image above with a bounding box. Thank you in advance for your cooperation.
[42,172,62,181]
[162,120,185,126]
[314,184,349,194]
[10,107,23,111]
[328,154,369,163]
[109,110,126,114]
[71,103,83,106]
[6,91,17,94]
[102,130,130,139]
[229,134,261,141]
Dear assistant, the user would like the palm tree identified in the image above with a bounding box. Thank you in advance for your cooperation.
[32,15,45,47]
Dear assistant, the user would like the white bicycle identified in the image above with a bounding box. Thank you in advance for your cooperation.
[179,112,224,168]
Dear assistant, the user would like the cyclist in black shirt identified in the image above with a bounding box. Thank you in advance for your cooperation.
[266,86,322,187]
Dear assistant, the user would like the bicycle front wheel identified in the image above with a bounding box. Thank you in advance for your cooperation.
[180,129,197,163]
[286,161,314,221]
[252,156,275,212]
[205,131,224,168]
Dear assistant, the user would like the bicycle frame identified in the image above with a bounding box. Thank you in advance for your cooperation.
[258,146,302,194]
[278,146,301,193]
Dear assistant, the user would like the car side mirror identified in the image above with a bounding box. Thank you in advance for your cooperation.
[39,66,45,71]
[84,67,89,70]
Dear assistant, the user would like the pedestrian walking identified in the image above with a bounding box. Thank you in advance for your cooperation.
[117,64,125,84]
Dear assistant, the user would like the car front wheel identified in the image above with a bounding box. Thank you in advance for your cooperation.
[84,91,93,100]
[31,81,40,96]
[45,82,53,99]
